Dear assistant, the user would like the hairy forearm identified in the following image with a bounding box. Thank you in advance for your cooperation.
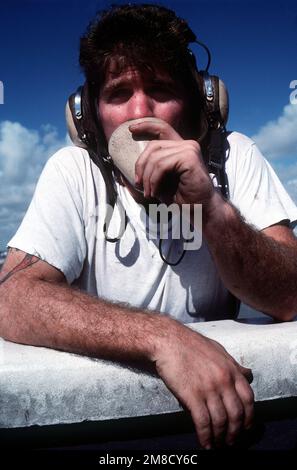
[0,276,175,363]
[200,193,297,319]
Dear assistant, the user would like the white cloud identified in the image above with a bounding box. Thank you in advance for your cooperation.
[252,103,297,160]
[0,121,70,250]
[274,163,297,224]
[251,102,297,232]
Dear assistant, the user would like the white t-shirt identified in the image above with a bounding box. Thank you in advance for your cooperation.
[8,132,297,323]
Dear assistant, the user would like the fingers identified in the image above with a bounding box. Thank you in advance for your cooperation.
[190,400,213,449]
[187,376,253,449]
[134,139,199,198]
[218,371,254,446]
[141,150,181,198]
[134,140,181,195]
[192,370,254,449]
[129,120,182,141]
[235,376,255,429]
[221,389,245,446]
[206,394,228,447]
[190,391,244,449]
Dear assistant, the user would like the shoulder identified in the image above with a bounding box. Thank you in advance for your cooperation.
[225,131,266,170]
[223,131,270,200]
[226,131,257,154]
[47,146,91,172]
[43,145,106,188]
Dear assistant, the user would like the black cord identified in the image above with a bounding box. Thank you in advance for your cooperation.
[103,196,129,243]
[194,39,211,72]
[103,211,129,243]
[158,238,186,266]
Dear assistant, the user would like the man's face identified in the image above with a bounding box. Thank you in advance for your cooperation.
[98,65,189,141]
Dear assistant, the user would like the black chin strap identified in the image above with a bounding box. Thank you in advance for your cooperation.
[207,126,229,199]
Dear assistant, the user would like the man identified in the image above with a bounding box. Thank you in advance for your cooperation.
[0,4,297,450]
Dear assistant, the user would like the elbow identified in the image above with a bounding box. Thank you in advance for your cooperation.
[276,310,297,322]
[266,304,297,322]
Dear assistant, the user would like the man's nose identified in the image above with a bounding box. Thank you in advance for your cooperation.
[129,91,154,119]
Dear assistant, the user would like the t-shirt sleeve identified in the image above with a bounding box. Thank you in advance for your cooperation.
[228,135,297,231]
[7,148,87,284]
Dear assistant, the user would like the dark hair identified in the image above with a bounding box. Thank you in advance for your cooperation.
[79,3,206,140]
[80,4,197,83]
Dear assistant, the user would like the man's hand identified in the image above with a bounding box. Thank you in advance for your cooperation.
[152,322,254,449]
[130,120,215,208]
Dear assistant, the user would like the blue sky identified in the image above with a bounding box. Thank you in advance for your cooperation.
[0,0,297,251]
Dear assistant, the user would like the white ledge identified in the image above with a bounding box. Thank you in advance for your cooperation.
[0,319,297,429]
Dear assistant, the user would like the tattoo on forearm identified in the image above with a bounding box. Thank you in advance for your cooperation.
[0,253,40,285]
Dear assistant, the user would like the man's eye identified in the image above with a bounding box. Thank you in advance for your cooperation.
[149,86,175,101]
[109,89,131,101]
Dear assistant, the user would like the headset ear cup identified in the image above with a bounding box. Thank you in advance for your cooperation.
[65,96,88,148]
[65,89,89,149]
[200,72,229,128]
[218,79,229,126]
